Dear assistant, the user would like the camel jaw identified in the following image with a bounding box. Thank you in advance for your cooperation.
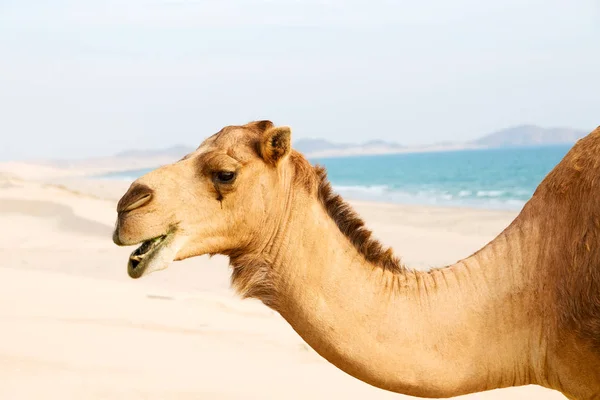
[127,233,182,279]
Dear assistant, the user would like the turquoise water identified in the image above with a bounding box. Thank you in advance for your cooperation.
[102,145,572,210]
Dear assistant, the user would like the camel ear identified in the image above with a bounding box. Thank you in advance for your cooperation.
[260,126,291,166]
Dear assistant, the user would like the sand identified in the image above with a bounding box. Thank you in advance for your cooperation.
[0,165,565,399]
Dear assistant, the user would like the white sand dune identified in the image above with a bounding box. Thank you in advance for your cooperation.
[0,168,565,399]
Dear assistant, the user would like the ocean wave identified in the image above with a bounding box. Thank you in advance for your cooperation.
[476,190,506,198]
[331,184,527,210]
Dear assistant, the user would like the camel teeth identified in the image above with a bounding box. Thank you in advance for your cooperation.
[131,235,167,261]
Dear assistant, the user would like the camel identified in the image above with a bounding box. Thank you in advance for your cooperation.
[112,121,600,399]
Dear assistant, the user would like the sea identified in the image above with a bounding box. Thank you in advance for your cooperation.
[101,145,572,211]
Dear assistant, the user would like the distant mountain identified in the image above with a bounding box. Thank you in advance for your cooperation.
[472,125,587,148]
[294,125,587,157]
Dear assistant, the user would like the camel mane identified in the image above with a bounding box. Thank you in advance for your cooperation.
[290,151,405,274]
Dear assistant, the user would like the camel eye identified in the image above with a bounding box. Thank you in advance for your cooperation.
[214,171,236,184]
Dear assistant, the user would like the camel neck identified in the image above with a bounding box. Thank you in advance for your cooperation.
[267,196,547,397]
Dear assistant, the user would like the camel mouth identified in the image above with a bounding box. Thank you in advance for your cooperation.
[127,233,182,279]
[130,235,167,268]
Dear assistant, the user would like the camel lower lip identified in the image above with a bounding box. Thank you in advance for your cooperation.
[129,235,167,269]
[127,234,172,279]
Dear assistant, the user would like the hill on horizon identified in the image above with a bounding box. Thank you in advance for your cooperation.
[471,125,587,148]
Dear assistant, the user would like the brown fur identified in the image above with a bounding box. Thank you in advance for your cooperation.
[246,120,275,133]
[229,253,280,310]
[528,126,600,351]
[260,126,292,166]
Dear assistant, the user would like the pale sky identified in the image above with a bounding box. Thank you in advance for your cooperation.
[1,0,599,160]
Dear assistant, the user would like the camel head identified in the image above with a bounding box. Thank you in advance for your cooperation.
[112,120,294,278]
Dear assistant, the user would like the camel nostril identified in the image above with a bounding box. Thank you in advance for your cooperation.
[117,184,154,213]
[122,194,152,212]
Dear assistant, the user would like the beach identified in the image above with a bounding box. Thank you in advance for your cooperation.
[0,164,565,400]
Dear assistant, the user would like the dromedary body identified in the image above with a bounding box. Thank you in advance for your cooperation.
[113,121,600,399]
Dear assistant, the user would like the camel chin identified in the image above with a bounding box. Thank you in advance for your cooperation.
[127,233,184,279]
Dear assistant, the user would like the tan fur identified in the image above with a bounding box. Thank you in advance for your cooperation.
[114,121,600,399]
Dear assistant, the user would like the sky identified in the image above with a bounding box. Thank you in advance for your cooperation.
[0,0,599,160]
